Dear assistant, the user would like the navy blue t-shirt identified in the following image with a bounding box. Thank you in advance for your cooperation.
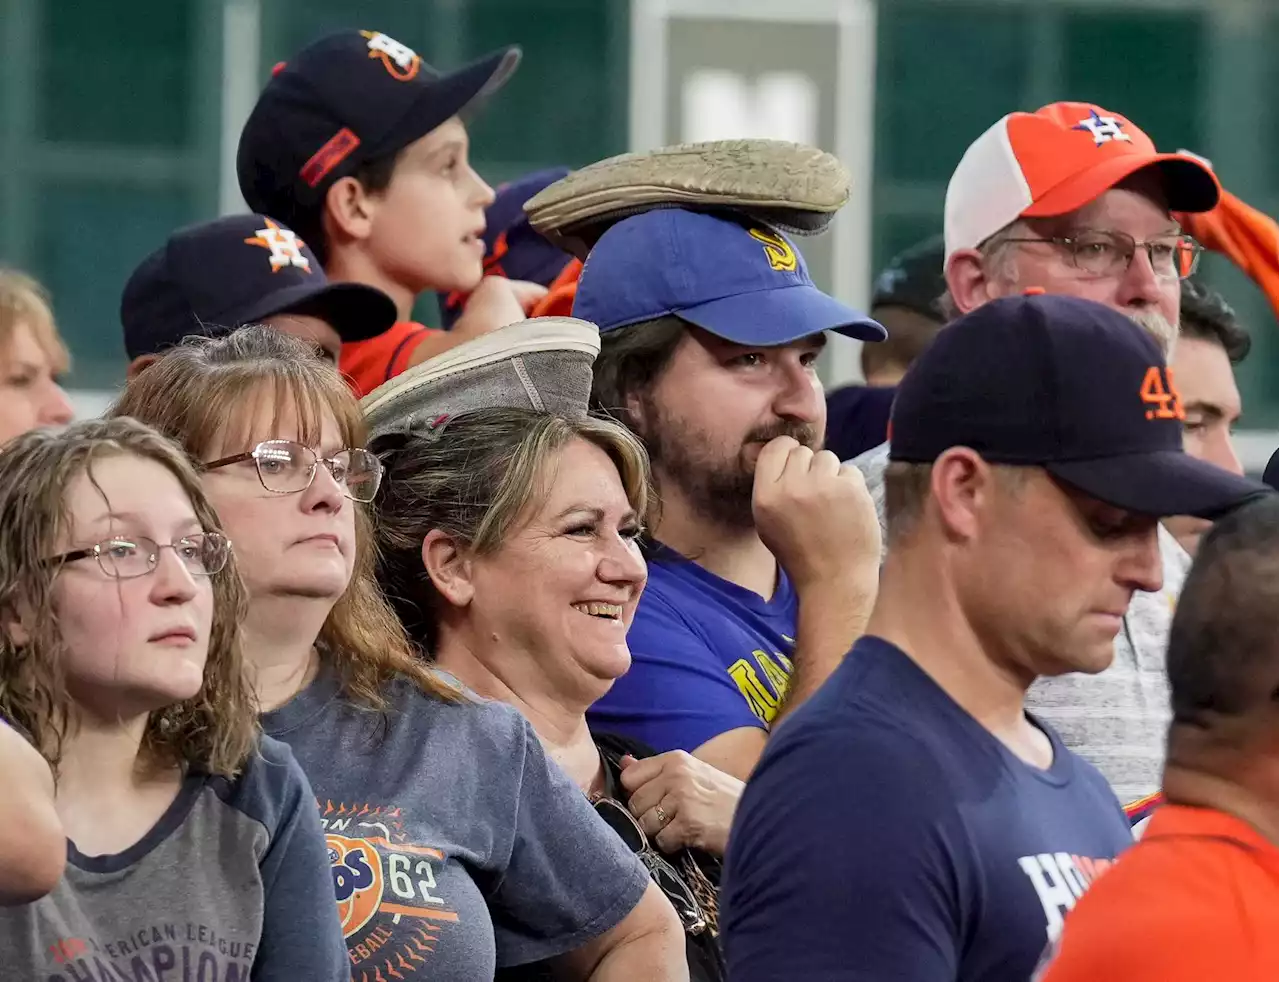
[586,543,797,754]
[824,384,896,462]
[723,637,1133,982]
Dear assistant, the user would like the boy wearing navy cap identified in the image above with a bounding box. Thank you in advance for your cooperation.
[120,214,396,376]
[580,208,887,784]
[723,294,1271,982]
[237,29,543,396]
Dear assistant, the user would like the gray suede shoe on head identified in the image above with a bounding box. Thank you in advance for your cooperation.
[361,317,601,444]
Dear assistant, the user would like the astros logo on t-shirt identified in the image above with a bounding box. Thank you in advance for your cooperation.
[320,799,459,981]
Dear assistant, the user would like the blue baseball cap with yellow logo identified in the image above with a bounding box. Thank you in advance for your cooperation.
[572,209,886,344]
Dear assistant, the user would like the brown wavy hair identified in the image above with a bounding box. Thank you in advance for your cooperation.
[110,326,459,708]
[0,417,257,777]
[373,408,652,652]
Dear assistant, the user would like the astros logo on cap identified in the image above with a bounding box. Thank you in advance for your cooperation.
[748,228,798,273]
[1072,109,1131,147]
[359,30,420,81]
[244,219,311,273]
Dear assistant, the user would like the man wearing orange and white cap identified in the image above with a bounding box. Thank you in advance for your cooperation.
[850,102,1224,813]
[943,102,1217,349]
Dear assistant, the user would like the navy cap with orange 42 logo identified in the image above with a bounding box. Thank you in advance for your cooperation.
[888,294,1273,519]
[237,29,520,235]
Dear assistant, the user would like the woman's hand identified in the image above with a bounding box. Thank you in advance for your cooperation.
[620,750,744,857]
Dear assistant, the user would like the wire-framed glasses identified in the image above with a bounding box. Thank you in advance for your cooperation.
[47,532,230,579]
[205,440,383,502]
[995,229,1202,281]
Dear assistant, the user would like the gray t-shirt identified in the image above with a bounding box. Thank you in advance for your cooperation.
[261,664,650,981]
[851,441,1190,807]
[0,735,348,982]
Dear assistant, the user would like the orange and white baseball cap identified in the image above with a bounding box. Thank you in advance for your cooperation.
[944,101,1221,260]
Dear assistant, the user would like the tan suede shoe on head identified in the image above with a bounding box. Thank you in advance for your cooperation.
[523,139,851,259]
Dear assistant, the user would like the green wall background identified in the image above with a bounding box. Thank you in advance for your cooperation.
[0,0,1274,427]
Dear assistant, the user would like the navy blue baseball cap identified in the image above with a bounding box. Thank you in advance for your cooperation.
[438,167,574,328]
[237,29,520,230]
[120,214,397,359]
[871,234,946,321]
[572,209,886,344]
[890,294,1272,519]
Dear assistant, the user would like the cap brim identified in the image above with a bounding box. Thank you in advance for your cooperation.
[1048,450,1273,520]
[673,283,886,345]
[240,282,397,343]
[379,47,521,157]
[1024,152,1221,220]
[1263,449,1278,491]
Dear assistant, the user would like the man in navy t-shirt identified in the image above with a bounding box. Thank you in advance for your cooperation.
[577,208,887,780]
[723,295,1271,981]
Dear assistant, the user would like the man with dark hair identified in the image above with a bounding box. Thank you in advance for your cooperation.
[860,234,948,385]
[1164,277,1252,554]
[724,294,1271,982]
[236,29,545,396]
[824,235,947,461]
[577,207,888,781]
[1038,495,1278,981]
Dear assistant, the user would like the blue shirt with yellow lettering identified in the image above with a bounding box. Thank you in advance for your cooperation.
[587,543,796,754]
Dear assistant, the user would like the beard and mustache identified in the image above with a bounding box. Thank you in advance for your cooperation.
[1125,308,1179,356]
[636,393,822,531]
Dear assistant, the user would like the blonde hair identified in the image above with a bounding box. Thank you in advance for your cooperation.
[110,325,459,707]
[0,269,70,374]
[374,408,652,649]
[0,417,257,777]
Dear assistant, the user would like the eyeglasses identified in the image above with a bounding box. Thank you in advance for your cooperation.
[205,440,383,503]
[995,229,1202,281]
[592,795,707,935]
[47,532,230,580]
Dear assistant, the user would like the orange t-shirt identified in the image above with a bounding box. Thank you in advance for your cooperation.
[1037,804,1278,982]
[338,321,436,398]
[528,258,582,319]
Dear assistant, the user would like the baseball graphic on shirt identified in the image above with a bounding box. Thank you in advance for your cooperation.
[318,800,460,981]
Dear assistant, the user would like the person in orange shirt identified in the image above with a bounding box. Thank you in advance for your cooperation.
[437,167,582,326]
[236,29,546,396]
[1037,493,1278,982]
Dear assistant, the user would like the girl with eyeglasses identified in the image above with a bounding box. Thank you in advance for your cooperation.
[111,327,686,982]
[0,417,347,980]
